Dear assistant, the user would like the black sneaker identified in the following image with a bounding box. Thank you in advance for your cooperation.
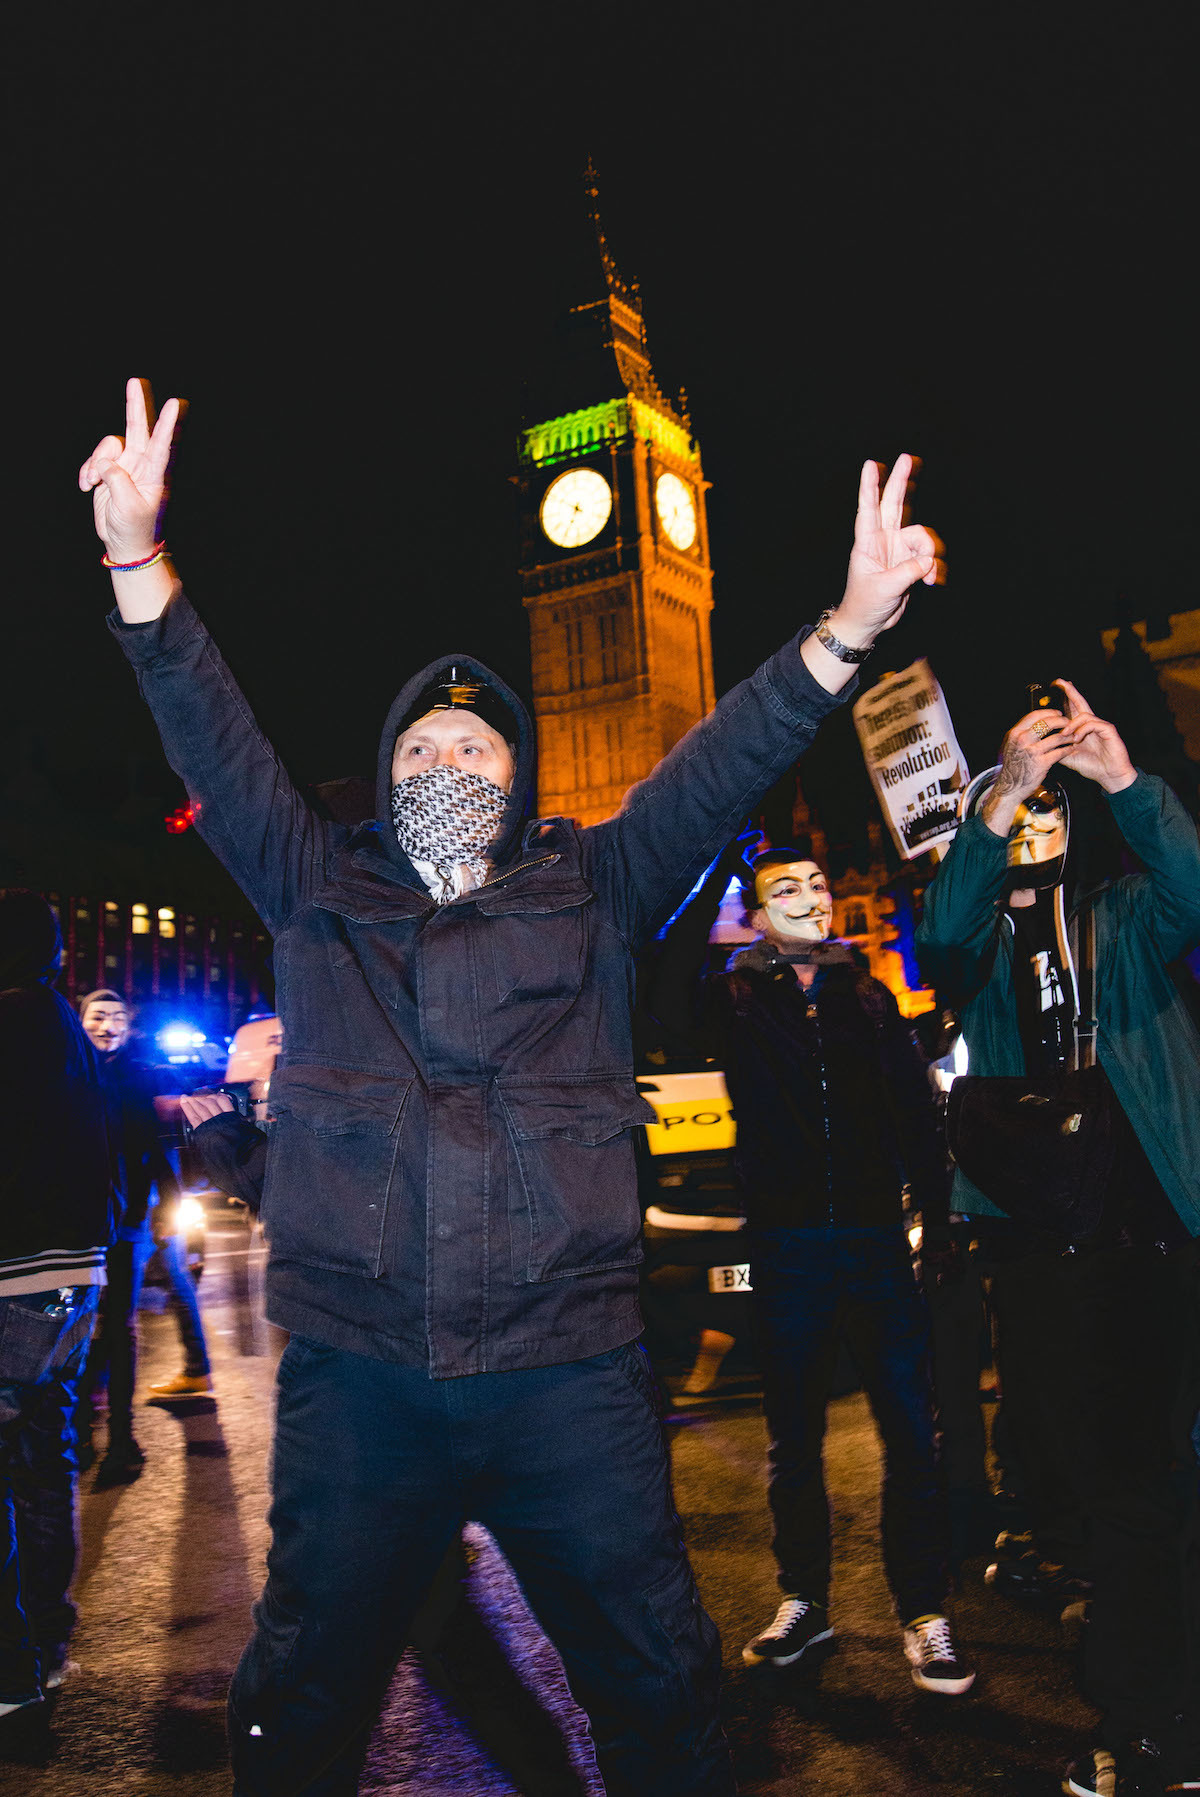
[742,1597,833,1668]
[93,1441,145,1489]
[902,1614,976,1694]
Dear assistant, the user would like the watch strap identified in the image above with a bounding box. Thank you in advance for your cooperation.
[813,609,874,665]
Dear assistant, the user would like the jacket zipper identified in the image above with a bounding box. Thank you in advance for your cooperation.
[476,854,559,893]
[806,991,834,1220]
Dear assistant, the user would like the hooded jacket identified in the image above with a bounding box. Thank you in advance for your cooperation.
[0,899,115,1291]
[915,772,1200,1234]
[647,855,948,1229]
[111,591,850,1375]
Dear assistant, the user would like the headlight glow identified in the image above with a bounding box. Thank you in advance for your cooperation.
[176,1196,206,1233]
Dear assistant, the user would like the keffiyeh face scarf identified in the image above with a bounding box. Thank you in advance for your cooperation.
[391,763,509,901]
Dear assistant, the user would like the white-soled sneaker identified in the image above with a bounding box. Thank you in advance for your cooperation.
[0,1691,43,1719]
[742,1596,833,1668]
[902,1613,976,1694]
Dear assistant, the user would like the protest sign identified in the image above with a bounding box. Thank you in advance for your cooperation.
[852,660,969,860]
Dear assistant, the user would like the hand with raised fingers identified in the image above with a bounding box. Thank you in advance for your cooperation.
[833,454,945,648]
[979,706,1081,837]
[1053,679,1137,794]
[79,377,181,565]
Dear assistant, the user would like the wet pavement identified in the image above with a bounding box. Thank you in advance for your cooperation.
[0,1214,1096,1795]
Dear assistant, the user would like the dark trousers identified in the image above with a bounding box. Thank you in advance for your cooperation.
[750,1226,949,1622]
[0,1285,99,1700]
[78,1230,153,1448]
[927,1241,992,1560]
[989,1238,1200,1751]
[228,1337,734,1797]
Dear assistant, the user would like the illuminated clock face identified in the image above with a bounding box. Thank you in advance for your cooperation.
[540,469,613,548]
[655,472,697,550]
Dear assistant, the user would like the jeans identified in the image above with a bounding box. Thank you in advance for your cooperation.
[989,1237,1200,1752]
[750,1226,949,1621]
[228,1338,733,1797]
[159,1230,211,1376]
[0,1285,99,1700]
[78,1225,154,1449]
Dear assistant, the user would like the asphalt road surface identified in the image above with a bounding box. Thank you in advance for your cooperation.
[0,1215,1096,1796]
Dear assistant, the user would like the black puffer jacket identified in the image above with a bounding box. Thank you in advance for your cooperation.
[112,592,849,1374]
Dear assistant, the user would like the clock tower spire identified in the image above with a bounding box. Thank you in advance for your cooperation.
[517,165,715,826]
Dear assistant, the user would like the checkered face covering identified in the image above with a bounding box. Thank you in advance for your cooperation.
[391,763,509,898]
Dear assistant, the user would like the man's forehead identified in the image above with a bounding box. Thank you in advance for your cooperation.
[397,708,501,740]
[757,860,827,898]
[86,1001,127,1015]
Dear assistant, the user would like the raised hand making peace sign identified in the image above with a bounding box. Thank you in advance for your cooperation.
[79,377,181,622]
[843,454,945,630]
[800,453,946,695]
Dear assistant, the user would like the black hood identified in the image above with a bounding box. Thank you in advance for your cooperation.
[0,888,63,988]
[373,654,536,872]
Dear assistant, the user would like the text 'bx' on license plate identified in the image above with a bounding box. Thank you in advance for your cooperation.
[707,1263,752,1293]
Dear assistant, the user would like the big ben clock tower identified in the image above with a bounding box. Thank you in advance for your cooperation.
[517,167,715,825]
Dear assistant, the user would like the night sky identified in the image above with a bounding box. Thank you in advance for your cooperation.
[9,3,1193,871]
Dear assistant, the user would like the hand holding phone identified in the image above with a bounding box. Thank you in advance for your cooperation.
[1026,681,1068,716]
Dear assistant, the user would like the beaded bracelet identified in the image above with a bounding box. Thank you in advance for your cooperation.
[101,541,168,572]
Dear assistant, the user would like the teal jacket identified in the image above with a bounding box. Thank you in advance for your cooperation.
[915,773,1200,1235]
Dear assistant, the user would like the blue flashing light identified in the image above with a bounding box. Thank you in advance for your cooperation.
[158,1022,208,1063]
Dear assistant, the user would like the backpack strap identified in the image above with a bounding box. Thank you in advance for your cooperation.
[1069,900,1098,1071]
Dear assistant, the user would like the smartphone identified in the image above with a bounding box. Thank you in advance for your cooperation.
[1027,682,1068,716]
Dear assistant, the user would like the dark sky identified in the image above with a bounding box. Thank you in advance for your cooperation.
[9,2,1194,859]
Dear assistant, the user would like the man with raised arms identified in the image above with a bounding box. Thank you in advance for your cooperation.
[80,378,942,1796]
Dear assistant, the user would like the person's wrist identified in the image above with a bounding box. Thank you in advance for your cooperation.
[979,792,1019,838]
[1098,766,1137,795]
[823,605,877,650]
[103,537,160,567]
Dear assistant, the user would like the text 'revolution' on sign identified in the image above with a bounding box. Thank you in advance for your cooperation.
[852,658,969,861]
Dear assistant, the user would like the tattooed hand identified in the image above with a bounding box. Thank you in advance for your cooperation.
[979,705,1081,838]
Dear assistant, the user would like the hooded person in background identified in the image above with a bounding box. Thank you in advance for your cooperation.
[916,686,1200,1797]
[80,377,943,1797]
[74,990,211,1488]
[0,891,114,1717]
[647,841,973,1698]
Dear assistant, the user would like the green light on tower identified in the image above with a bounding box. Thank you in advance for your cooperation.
[523,398,698,470]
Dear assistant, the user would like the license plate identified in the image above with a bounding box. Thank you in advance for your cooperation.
[707,1263,752,1293]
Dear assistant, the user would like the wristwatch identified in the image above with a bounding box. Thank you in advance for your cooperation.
[813,610,874,665]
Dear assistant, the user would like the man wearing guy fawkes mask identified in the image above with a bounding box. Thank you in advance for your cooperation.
[648,842,977,1696]
[963,768,1077,1081]
[918,683,1200,1797]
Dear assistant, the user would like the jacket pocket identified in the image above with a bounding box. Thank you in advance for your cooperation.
[262,1066,413,1277]
[484,901,590,1007]
[499,1078,656,1284]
